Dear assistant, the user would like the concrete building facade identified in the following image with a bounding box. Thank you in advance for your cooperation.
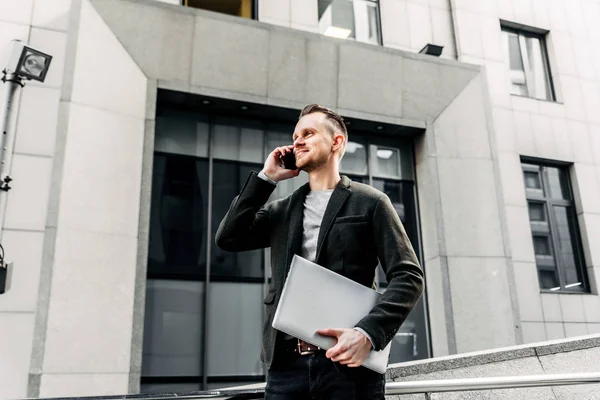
[0,0,599,397]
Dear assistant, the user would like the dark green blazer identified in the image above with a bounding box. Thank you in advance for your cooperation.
[215,172,424,367]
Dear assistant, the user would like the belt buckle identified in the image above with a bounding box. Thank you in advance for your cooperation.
[297,339,318,355]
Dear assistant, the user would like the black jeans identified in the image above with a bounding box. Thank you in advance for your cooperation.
[265,352,385,400]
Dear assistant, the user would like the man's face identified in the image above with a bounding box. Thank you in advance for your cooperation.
[292,113,335,172]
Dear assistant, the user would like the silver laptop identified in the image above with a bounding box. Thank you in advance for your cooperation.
[272,255,392,374]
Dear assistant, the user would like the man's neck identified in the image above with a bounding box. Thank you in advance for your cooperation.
[307,164,341,191]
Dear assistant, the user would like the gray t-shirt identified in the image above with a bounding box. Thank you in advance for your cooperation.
[299,190,334,262]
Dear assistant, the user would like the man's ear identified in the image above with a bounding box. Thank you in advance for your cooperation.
[332,133,345,152]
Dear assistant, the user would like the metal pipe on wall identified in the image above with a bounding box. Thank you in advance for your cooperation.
[0,72,22,240]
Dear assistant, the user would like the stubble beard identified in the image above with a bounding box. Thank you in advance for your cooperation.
[298,149,330,173]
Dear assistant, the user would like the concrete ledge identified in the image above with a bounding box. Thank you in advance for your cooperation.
[387,334,600,380]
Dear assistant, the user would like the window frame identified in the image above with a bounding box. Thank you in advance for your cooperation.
[318,0,383,46]
[521,161,590,293]
[181,0,257,19]
[502,25,556,102]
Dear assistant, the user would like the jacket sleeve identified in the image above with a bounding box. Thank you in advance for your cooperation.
[354,194,425,351]
[215,171,277,252]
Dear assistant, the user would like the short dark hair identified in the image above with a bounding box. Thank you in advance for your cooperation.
[299,104,348,145]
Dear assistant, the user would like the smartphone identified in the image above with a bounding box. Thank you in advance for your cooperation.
[281,149,297,170]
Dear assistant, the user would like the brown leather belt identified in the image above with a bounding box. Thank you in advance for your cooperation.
[282,339,323,355]
[296,339,322,355]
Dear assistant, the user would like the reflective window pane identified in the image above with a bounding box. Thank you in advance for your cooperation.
[553,206,584,289]
[537,263,560,290]
[211,161,264,280]
[318,0,381,45]
[528,202,545,222]
[372,179,406,222]
[212,118,264,163]
[142,280,205,377]
[206,282,264,376]
[525,36,552,101]
[524,171,541,190]
[508,33,524,71]
[353,0,380,44]
[148,155,209,278]
[505,32,528,96]
[340,140,367,175]
[265,125,293,151]
[533,236,551,255]
[155,114,209,158]
[371,145,402,178]
[546,167,570,200]
[502,28,553,100]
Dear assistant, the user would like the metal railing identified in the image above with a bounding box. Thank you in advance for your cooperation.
[31,372,600,400]
[385,372,600,395]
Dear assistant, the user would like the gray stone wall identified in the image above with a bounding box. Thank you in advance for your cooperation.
[387,335,600,400]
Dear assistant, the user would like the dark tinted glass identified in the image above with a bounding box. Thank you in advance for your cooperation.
[211,161,264,281]
[148,155,209,279]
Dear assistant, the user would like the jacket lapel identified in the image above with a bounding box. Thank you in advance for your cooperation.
[283,182,310,284]
[314,176,351,264]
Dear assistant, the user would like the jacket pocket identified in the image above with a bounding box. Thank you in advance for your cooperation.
[263,291,276,305]
[335,215,368,224]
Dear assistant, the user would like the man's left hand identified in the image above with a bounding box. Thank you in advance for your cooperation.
[316,328,372,367]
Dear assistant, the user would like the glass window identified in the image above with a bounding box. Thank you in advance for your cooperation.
[340,140,368,175]
[155,114,209,158]
[546,166,570,200]
[142,280,205,378]
[212,118,264,164]
[528,202,545,222]
[148,155,209,279]
[370,144,414,180]
[502,27,554,101]
[521,162,589,292]
[184,0,254,19]
[524,170,541,190]
[211,161,264,281]
[318,0,381,45]
[206,282,264,377]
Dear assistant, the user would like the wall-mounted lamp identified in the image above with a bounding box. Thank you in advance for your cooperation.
[419,43,444,57]
[5,41,53,83]
[1,40,53,192]
[0,40,52,294]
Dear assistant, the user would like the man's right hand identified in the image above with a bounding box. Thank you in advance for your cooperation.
[261,145,300,183]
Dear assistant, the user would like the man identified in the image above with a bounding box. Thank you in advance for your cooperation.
[216,104,424,399]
